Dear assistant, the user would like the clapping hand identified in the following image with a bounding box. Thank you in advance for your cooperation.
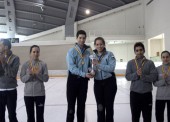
[163,74,170,85]
[137,68,142,76]
[28,67,40,75]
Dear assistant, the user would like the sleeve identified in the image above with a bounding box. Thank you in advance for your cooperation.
[125,61,139,81]
[36,63,49,82]
[140,61,158,83]
[164,75,170,85]
[66,49,86,77]
[153,79,167,86]
[20,62,33,83]
[97,52,116,72]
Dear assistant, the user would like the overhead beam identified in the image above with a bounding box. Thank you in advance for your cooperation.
[65,0,79,37]
[0,15,6,17]
[0,8,5,15]
[15,0,67,13]
[16,10,65,21]
[17,26,44,31]
[0,31,7,33]
[4,0,16,38]
[113,0,126,5]
[84,0,112,9]
[0,1,5,9]
[45,0,68,6]
[77,14,88,19]
[16,18,57,27]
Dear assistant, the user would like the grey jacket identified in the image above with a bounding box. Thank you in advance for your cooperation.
[20,60,49,96]
[125,57,157,93]
[0,51,20,89]
[153,64,170,100]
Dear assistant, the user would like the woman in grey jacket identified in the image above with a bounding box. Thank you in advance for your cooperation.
[20,45,49,122]
[92,37,117,122]
[154,51,170,122]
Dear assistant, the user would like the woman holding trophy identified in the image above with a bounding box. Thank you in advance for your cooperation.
[92,37,117,122]
[20,45,49,122]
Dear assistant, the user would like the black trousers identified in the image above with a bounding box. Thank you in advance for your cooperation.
[24,96,45,122]
[66,72,89,122]
[130,91,152,122]
[0,89,18,122]
[155,100,170,122]
[94,75,117,122]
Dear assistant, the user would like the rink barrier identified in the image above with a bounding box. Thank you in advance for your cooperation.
[16,70,125,79]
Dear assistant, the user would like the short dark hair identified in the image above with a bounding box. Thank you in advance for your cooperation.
[94,37,105,46]
[161,50,170,57]
[134,42,145,52]
[2,39,11,49]
[30,45,40,53]
[76,30,86,38]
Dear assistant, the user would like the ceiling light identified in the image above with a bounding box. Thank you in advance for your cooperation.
[85,9,90,15]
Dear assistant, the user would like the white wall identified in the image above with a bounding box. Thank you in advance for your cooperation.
[107,43,135,62]
[12,44,74,70]
[144,0,170,51]
[22,26,65,42]
[25,30,64,42]
[78,2,144,36]
[150,39,163,57]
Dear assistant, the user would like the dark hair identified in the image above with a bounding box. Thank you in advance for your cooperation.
[2,39,11,49]
[76,30,86,38]
[134,42,145,52]
[161,50,170,57]
[30,45,40,53]
[94,37,105,46]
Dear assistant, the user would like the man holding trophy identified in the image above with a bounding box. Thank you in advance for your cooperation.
[0,39,20,122]
[66,30,94,122]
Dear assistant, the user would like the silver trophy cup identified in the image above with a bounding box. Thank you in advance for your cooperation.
[89,54,97,75]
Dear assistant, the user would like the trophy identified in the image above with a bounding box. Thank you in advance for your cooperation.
[89,54,97,76]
